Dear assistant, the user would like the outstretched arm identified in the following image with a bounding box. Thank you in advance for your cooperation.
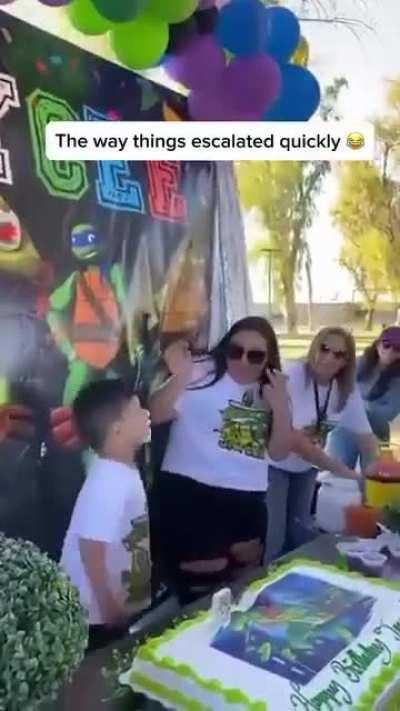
[47,272,77,362]
[110,263,126,308]
[291,430,358,478]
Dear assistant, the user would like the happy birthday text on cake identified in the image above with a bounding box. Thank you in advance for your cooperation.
[289,618,400,710]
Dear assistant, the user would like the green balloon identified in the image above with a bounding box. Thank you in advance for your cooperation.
[147,0,197,24]
[67,0,113,35]
[91,0,148,23]
[111,15,169,70]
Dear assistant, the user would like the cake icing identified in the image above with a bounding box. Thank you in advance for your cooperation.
[121,560,400,710]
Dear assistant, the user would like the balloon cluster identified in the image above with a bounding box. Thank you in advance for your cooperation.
[166,0,320,120]
[65,0,198,70]
[4,0,321,121]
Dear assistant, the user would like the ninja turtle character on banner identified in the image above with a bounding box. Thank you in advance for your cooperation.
[216,390,272,460]
[0,195,56,452]
[0,195,53,315]
[47,223,131,406]
[0,196,40,278]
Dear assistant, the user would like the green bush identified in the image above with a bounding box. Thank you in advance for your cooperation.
[0,533,88,710]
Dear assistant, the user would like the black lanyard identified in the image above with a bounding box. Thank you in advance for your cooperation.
[313,379,333,432]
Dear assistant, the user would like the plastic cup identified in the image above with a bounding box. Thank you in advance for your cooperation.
[388,543,400,562]
[358,552,387,577]
[344,505,380,538]
[346,549,366,572]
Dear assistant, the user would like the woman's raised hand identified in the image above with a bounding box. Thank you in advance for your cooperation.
[262,369,289,411]
[163,339,193,384]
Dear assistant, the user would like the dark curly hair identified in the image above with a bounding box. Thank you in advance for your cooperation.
[358,340,400,400]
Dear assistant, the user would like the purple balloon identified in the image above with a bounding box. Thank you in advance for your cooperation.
[189,52,282,121]
[197,0,215,7]
[0,0,18,4]
[225,53,282,116]
[165,35,225,90]
[37,0,72,4]
[189,88,256,121]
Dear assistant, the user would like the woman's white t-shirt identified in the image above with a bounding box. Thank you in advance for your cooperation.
[270,360,372,473]
[162,359,271,492]
[61,456,151,625]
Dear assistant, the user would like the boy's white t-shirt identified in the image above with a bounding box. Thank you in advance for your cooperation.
[270,360,372,473]
[60,456,151,625]
[162,359,272,492]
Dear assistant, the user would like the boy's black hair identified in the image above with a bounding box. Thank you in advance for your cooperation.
[73,378,134,452]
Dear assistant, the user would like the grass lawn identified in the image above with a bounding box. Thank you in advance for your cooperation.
[279,331,376,361]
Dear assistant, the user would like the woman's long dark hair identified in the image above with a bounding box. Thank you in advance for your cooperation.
[358,340,400,401]
[191,316,281,390]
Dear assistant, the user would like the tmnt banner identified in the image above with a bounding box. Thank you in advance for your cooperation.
[0,12,239,558]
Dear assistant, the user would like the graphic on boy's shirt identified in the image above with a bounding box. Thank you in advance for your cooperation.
[122,514,152,610]
[302,420,335,447]
[216,390,271,460]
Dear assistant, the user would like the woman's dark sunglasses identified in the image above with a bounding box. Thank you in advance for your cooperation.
[226,343,267,365]
[320,343,347,360]
[381,341,400,353]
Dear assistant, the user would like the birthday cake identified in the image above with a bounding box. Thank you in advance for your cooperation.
[120,560,400,710]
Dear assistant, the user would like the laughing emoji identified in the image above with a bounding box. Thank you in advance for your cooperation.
[347,132,365,150]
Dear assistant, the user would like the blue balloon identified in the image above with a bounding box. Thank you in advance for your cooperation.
[215,0,267,56]
[262,64,320,121]
[263,6,300,64]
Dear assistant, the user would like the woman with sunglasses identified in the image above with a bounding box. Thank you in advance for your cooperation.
[326,327,400,468]
[149,317,291,604]
[266,327,378,560]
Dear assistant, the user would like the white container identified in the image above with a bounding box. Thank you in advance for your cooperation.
[316,473,362,533]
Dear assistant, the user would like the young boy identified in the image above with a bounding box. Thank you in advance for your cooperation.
[60,378,152,651]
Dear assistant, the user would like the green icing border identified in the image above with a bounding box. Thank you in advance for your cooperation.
[122,558,400,711]
[246,558,400,593]
[130,670,211,710]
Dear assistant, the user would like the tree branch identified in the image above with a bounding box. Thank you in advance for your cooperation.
[299,16,374,33]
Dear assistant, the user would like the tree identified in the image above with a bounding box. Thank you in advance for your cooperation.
[238,160,327,333]
[375,81,400,246]
[333,79,400,330]
[236,78,347,334]
[293,0,375,34]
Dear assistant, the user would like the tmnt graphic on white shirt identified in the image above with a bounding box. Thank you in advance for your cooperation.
[302,420,335,448]
[216,390,271,460]
[121,513,151,611]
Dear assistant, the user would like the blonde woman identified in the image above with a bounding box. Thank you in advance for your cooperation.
[266,327,379,560]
